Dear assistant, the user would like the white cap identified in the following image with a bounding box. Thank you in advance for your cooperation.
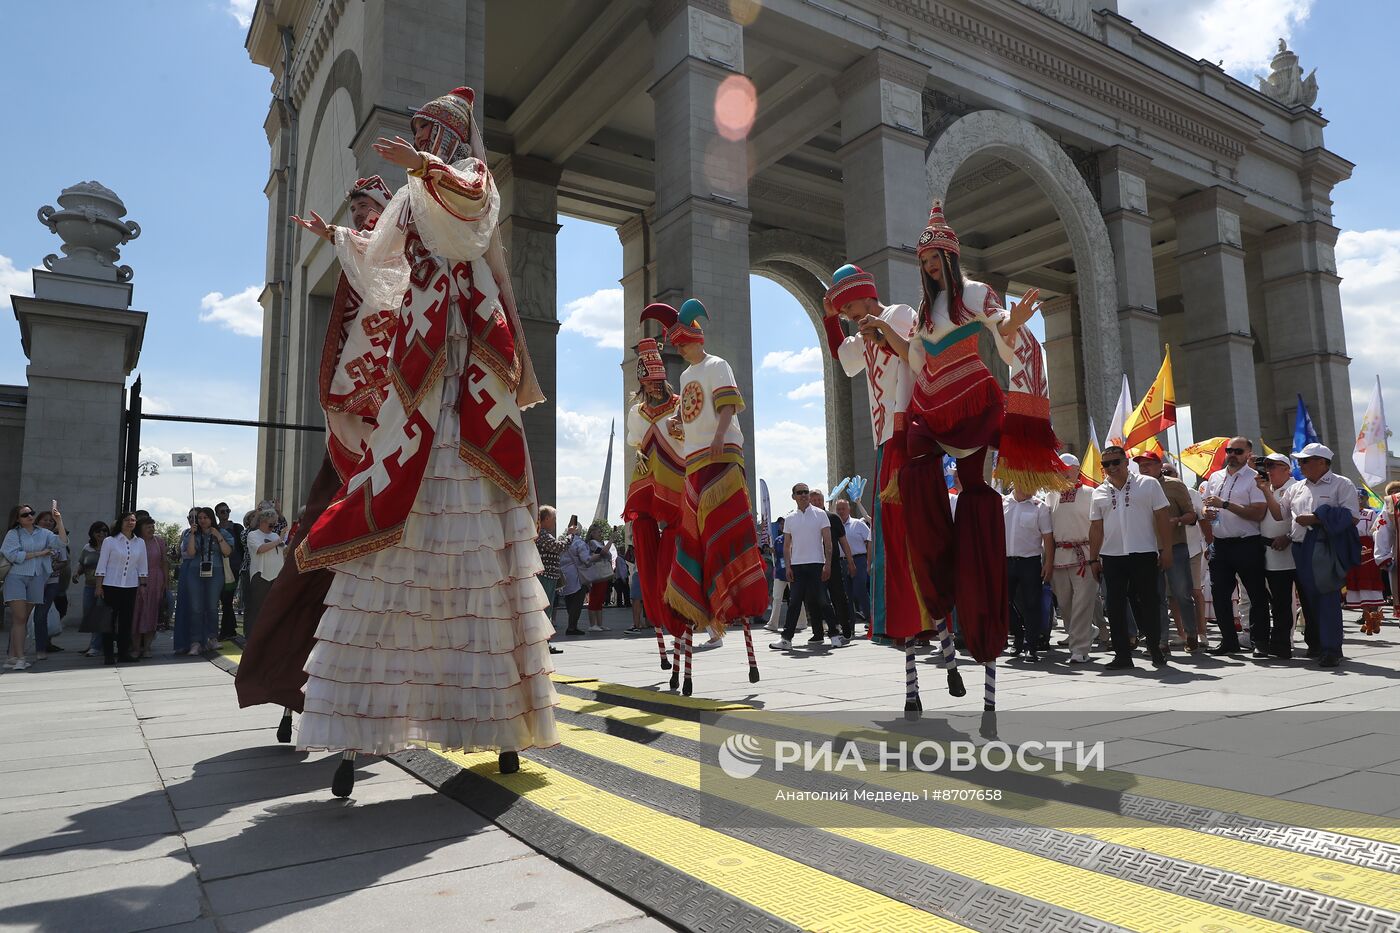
[1297,442,1334,461]
[1264,452,1291,466]
[1059,453,1080,468]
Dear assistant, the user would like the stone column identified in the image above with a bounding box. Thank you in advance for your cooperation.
[648,2,756,479]
[497,155,563,508]
[1041,293,1089,453]
[1098,147,1162,396]
[1172,187,1260,439]
[834,47,929,486]
[15,183,145,532]
[1259,220,1355,464]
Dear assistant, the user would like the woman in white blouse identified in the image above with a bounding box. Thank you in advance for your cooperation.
[243,508,285,637]
[94,512,148,665]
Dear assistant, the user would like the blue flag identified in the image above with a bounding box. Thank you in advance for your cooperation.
[1291,393,1319,480]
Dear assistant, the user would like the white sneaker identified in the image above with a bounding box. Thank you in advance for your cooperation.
[1067,653,1092,664]
[769,639,792,650]
[84,648,98,658]
[830,635,848,648]
[6,658,31,671]
[699,635,724,650]
[188,645,202,657]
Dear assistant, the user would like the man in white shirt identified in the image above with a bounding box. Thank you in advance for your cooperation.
[1279,443,1360,667]
[810,489,856,644]
[1201,436,1271,655]
[1089,445,1172,669]
[771,484,836,651]
[1003,483,1053,661]
[1256,453,1303,659]
[834,499,872,626]
[1049,454,1101,663]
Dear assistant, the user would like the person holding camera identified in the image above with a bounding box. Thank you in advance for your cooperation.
[174,507,233,656]
[557,516,591,636]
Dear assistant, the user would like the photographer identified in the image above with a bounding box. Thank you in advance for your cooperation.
[557,516,591,636]
[174,507,233,656]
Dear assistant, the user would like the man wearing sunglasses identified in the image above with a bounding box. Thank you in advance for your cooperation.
[1200,437,1270,655]
[1088,446,1173,669]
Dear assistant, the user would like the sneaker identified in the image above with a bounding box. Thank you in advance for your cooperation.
[1168,636,1186,647]
[769,639,792,650]
[188,645,202,657]
[697,636,724,650]
[1251,646,1271,659]
[829,635,848,648]
[84,648,99,658]
[7,659,31,671]
[36,653,47,661]
[1067,653,1092,664]
[806,636,826,646]
[764,621,781,633]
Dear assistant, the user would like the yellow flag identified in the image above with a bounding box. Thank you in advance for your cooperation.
[1079,437,1103,487]
[1123,347,1177,450]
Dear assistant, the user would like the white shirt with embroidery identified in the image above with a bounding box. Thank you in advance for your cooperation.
[835,303,915,447]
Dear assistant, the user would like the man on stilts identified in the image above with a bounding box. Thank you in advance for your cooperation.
[820,264,965,706]
[236,175,397,743]
[862,201,1067,715]
[623,331,687,674]
[645,299,769,695]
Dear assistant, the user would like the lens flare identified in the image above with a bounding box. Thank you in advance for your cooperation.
[728,0,763,26]
[714,74,758,142]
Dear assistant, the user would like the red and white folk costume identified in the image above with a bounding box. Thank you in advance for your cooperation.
[294,87,557,780]
[623,333,686,667]
[898,201,1068,711]
[1346,507,1385,628]
[236,176,397,737]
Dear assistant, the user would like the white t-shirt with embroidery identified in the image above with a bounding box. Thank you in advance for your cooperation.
[677,353,745,459]
[1090,474,1169,556]
[835,303,915,447]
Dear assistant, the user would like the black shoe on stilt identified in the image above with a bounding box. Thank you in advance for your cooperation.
[946,668,967,698]
[749,665,760,683]
[682,676,693,697]
[276,713,292,744]
[669,668,680,689]
[979,709,998,740]
[498,751,519,774]
[903,694,922,720]
[661,656,672,670]
[331,759,355,798]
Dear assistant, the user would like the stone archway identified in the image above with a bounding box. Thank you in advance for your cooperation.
[749,230,869,487]
[926,110,1121,425]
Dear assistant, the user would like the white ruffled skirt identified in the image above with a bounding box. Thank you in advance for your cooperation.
[298,301,558,756]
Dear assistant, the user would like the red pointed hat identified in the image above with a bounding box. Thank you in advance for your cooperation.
[348,175,392,208]
[916,199,960,258]
[825,264,878,311]
[635,337,666,382]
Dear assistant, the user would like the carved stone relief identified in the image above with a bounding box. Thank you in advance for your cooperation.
[1216,208,1243,248]
[688,7,743,70]
[881,81,924,133]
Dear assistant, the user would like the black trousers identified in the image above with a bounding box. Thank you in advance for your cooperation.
[1102,553,1160,661]
[1263,567,1299,652]
[102,585,137,660]
[1007,556,1044,650]
[563,588,586,632]
[1209,536,1271,648]
[826,560,851,638]
[219,583,238,638]
[783,564,834,640]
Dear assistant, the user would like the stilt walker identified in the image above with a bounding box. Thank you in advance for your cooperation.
[291,86,558,795]
[646,299,770,695]
[821,264,965,707]
[863,202,1068,712]
[622,334,685,670]
[236,175,397,742]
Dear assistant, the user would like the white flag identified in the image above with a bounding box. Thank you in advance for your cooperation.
[171,452,193,467]
[1106,374,1132,448]
[1353,375,1389,487]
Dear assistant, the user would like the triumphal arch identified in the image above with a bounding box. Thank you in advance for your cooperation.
[248,0,1352,505]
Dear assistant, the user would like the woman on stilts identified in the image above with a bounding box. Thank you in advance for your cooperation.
[289,85,557,796]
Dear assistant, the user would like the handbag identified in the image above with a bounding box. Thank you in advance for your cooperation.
[79,599,114,634]
[581,546,616,585]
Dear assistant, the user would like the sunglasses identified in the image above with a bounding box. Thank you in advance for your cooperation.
[1101,458,1125,468]
[1225,447,1247,455]
[18,511,34,518]
[794,490,810,496]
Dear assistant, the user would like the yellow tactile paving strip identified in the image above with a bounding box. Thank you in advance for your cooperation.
[553,692,1400,916]
[558,676,1400,845]
[431,746,970,933]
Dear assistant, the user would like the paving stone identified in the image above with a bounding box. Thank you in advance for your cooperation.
[0,745,150,775]
[0,851,200,933]
[1118,747,1353,796]
[0,790,175,856]
[0,833,184,884]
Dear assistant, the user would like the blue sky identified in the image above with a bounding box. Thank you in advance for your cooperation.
[1,0,1396,524]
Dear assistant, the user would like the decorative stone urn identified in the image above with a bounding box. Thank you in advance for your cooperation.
[37,181,142,282]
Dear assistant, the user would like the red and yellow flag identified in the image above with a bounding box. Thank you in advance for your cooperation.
[1123,347,1177,450]
[1079,437,1103,487]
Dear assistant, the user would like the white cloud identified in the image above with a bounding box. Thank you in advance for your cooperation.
[786,380,824,401]
[226,0,256,28]
[199,285,263,337]
[760,346,822,374]
[551,405,626,527]
[560,287,624,349]
[135,441,259,524]
[1337,228,1400,418]
[754,419,828,512]
[1119,0,1313,77]
[1,254,34,313]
